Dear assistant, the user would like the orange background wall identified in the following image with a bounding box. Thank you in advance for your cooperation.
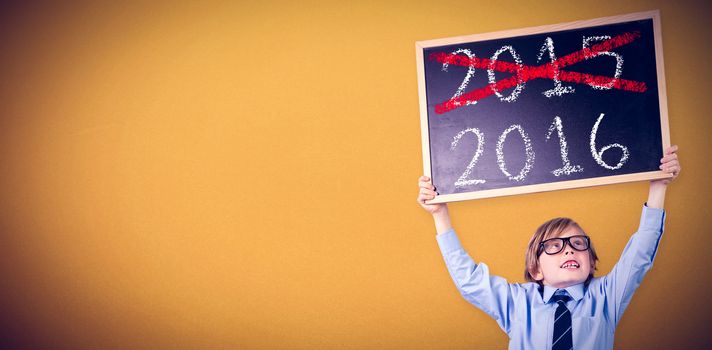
[1,1,710,348]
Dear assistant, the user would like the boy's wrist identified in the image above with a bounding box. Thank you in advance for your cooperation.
[432,206,449,218]
[647,181,667,209]
[650,179,668,188]
[432,206,452,234]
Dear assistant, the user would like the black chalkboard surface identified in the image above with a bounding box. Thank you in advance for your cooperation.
[416,10,671,203]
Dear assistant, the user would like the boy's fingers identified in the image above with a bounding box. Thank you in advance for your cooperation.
[660,160,679,169]
[418,188,435,196]
[661,153,678,163]
[660,163,681,175]
[661,166,676,173]
[660,164,678,171]
[419,181,435,190]
[417,193,436,203]
[661,145,678,158]
[420,188,436,196]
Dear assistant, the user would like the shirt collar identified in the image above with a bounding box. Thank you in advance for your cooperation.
[542,283,584,303]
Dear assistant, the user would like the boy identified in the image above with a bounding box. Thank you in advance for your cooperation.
[417,145,680,349]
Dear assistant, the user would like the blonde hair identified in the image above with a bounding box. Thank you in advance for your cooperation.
[524,218,598,284]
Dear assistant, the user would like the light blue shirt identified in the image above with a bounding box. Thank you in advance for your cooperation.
[436,205,665,350]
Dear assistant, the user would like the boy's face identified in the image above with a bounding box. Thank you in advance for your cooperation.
[533,226,592,288]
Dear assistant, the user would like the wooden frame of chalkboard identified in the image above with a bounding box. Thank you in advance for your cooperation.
[416,10,671,203]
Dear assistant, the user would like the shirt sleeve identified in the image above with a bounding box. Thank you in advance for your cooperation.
[436,229,518,335]
[593,205,665,328]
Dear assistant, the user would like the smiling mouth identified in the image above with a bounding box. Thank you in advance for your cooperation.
[561,260,580,269]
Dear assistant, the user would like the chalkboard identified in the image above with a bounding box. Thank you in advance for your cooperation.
[416,10,671,203]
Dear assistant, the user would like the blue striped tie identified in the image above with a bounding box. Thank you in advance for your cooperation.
[552,292,572,350]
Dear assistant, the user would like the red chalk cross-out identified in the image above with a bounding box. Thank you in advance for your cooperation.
[428,31,647,114]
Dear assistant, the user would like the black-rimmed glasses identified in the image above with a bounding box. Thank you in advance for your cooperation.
[539,235,590,255]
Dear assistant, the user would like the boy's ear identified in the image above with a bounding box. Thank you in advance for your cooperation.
[531,267,544,281]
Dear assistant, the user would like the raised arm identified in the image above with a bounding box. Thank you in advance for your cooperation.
[595,145,680,326]
[417,175,518,334]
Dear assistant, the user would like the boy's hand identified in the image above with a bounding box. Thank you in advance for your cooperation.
[417,176,447,215]
[652,145,681,187]
[648,145,680,209]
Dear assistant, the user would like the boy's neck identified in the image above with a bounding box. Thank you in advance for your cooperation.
[541,283,585,303]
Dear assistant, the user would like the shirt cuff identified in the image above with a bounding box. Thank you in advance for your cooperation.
[639,204,665,232]
[436,228,464,254]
